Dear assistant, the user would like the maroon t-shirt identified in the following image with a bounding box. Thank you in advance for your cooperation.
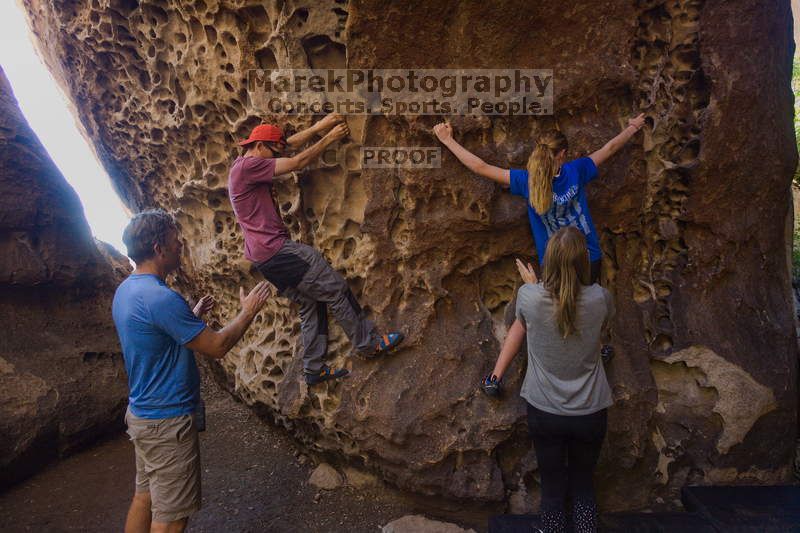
[228,156,289,263]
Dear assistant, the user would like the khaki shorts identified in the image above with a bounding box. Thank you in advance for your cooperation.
[125,407,201,523]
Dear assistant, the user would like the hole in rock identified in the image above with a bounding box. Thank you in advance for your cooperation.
[293,8,309,25]
[255,47,278,70]
[143,3,167,26]
[342,238,355,260]
[113,0,140,16]
[240,5,270,33]
[302,34,346,70]
[222,31,237,47]
[204,25,217,45]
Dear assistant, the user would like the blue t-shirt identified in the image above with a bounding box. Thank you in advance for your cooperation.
[510,156,601,263]
[112,274,206,419]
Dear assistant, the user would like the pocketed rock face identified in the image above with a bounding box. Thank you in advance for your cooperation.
[0,67,130,488]
[20,0,797,509]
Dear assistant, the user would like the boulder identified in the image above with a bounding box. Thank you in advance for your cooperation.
[381,515,475,533]
[308,462,343,490]
[0,67,129,488]
[18,0,798,509]
[343,466,379,489]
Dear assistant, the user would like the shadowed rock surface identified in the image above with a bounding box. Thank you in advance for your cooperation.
[0,375,479,533]
[0,67,130,489]
[18,0,798,510]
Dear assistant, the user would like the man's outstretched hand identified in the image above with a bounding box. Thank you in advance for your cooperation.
[316,112,345,133]
[193,295,215,318]
[433,122,452,142]
[324,122,350,143]
[240,281,272,316]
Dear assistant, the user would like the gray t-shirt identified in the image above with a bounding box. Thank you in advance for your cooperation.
[516,283,614,415]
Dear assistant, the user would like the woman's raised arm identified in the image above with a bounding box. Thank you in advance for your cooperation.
[434,122,510,186]
[589,113,645,168]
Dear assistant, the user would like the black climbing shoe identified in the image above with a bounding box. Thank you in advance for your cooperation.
[305,364,349,385]
[601,344,614,363]
[480,374,502,397]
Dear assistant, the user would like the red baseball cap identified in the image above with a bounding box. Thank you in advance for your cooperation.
[239,124,284,146]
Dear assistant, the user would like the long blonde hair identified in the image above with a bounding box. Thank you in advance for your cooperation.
[542,226,591,338]
[526,130,568,214]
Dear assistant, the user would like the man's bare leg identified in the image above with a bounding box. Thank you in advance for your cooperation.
[124,492,151,533]
[150,518,188,533]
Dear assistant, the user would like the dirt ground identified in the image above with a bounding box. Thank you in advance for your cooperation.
[0,375,494,533]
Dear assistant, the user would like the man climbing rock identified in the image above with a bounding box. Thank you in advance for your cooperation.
[228,113,404,385]
[113,209,272,533]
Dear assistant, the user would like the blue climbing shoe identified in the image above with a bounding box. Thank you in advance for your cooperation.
[365,332,404,358]
[481,374,502,397]
[601,344,614,363]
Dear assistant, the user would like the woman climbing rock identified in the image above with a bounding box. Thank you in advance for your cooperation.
[482,226,615,533]
[432,114,645,281]
[433,114,644,369]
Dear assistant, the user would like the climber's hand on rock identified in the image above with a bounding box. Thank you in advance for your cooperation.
[516,258,538,285]
[433,122,452,142]
[325,123,350,143]
[628,113,645,131]
[316,112,344,133]
[193,295,215,318]
[240,281,272,316]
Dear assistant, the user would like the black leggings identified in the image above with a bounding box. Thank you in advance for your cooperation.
[527,404,607,533]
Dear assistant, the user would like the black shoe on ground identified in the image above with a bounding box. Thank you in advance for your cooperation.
[480,374,502,397]
[305,364,349,385]
[601,344,614,363]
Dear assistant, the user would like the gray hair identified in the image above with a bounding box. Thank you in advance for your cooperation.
[122,209,177,263]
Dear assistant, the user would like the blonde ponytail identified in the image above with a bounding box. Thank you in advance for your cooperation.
[526,131,569,215]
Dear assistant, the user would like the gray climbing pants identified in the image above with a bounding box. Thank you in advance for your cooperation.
[255,240,379,373]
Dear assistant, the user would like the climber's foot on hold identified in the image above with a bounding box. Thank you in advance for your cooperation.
[480,374,503,397]
[601,344,614,363]
[305,364,349,385]
[369,332,404,358]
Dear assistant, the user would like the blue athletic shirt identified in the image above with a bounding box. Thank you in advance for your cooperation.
[112,274,206,419]
[509,156,601,264]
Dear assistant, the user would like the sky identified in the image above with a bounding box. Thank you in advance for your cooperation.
[0,3,129,253]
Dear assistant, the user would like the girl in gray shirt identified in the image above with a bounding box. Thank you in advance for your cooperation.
[482,226,614,533]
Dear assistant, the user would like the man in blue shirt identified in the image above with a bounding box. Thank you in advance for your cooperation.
[113,209,271,533]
